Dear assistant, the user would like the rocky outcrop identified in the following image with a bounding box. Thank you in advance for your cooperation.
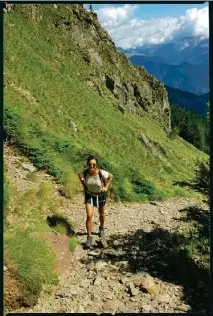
[5,4,171,132]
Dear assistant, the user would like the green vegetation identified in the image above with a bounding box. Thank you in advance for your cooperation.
[4,230,58,306]
[4,170,10,209]
[69,236,80,252]
[169,127,180,140]
[165,85,209,116]
[4,174,78,307]
[4,6,210,313]
[171,103,210,154]
[182,206,209,259]
[207,101,210,122]
[4,7,208,202]
[194,159,210,203]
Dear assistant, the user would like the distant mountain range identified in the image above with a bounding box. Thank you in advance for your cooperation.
[129,56,209,95]
[165,85,209,116]
[119,36,209,96]
[119,36,209,65]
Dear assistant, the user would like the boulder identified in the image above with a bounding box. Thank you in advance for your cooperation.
[22,163,36,172]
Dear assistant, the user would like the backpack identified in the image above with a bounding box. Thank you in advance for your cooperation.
[83,168,106,186]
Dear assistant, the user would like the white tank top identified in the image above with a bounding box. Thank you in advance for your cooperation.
[80,169,109,194]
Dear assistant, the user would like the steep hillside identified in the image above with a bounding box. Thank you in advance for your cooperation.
[4,3,170,130]
[4,3,207,201]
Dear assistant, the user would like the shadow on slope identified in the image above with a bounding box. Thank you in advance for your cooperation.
[46,215,75,236]
[173,160,210,200]
[82,207,209,313]
[173,180,209,198]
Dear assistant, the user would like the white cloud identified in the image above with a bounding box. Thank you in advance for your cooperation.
[97,4,138,28]
[95,5,209,48]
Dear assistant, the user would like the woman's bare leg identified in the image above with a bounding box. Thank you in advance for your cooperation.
[98,205,106,227]
[85,203,93,234]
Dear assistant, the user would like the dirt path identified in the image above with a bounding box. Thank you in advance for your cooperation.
[4,144,208,313]
[30,195,207,313]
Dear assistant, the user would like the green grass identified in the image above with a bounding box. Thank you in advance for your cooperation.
[52,223,67,235]
[4,177,78,307]
[25,171,40,182]
[4,230,58,306]
[4,6,208,203]
[69,236,80,252]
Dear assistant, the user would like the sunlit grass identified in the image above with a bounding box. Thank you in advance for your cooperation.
[4,7,208,203]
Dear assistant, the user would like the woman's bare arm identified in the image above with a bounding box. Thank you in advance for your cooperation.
[102,173,113,192]
[78,173,87,191]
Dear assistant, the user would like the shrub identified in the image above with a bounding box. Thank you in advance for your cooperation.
[194,160,210,197]
[164,165,173,174]
[129,170,166,201]
[169,127,180,140]
[4,107,23,145]
[183,206,210,257]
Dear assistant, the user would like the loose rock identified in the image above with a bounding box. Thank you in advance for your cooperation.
[21,163,36,172]
[93,276,104,286]
[142,304,153,312]
[134,275,157,294]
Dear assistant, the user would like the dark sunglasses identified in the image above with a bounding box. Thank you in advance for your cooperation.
[88,163,96,167]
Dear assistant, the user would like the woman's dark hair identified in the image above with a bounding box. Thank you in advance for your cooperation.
[87,155,99,166]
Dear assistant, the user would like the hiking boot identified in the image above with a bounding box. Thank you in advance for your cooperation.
[99,226,105,238]
[85,235,92,249]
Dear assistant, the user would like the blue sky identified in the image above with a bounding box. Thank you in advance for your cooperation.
[84,3,208,20]
[84,3,209,48]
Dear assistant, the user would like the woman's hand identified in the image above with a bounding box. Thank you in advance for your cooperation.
[101,186,107,192]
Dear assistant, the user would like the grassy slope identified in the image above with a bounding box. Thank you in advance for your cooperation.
[4,8,208,201]
[4,154,79,309]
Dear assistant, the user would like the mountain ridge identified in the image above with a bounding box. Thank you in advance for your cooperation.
[119,36,209,95]
[129,55,209,95]
[119,36,209,65]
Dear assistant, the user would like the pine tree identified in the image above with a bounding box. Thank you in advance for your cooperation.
[207,101,210,122]
[171,103,209,153]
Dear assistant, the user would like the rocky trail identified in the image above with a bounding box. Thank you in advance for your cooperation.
[29,197,207,314]
[5,145,209,314]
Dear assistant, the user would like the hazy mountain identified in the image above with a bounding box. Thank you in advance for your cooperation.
[165,85,209,116]
[119,36,209,94]
[129,56,209,95]
[119,36,209,65]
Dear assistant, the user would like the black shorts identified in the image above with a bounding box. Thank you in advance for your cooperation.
[84,192,107,207]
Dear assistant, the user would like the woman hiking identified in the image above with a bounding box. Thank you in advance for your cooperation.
[78,155,113,249]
